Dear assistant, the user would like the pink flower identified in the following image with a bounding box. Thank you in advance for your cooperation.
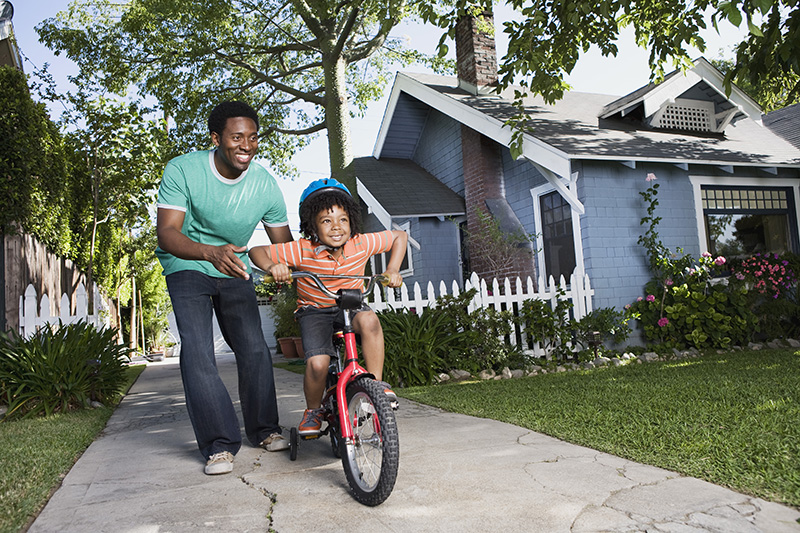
[658,317,669,327]
[646,294,656,302]
[665,278,673,286]
[701,252,711,258]
[735,272,745,280]
[646,173,657,181]
[714,256,726,266]
[637,297,643,302]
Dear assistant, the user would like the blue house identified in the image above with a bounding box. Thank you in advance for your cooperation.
[354,13,800,316]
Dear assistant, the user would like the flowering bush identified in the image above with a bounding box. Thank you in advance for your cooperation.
[728,253,800,339]
[630,252,754,348]
[631,175,756,348]
[731,253,795,299]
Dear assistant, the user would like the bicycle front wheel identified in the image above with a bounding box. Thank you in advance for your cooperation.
[340,378,399,506]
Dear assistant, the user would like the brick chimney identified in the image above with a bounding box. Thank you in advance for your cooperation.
[455,11,498,95]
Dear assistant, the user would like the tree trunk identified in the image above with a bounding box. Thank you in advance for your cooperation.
[323,53,356,197]
[129,269,137,350]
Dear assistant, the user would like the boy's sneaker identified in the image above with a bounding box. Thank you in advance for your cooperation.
[205,451,234,475]
[377,381,399,410]
[298,408,324,436]
[260,432,289,452]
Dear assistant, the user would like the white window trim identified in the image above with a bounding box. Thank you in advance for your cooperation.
[531,179,585,283]
[689,175,800,255]
[370,221,414,278]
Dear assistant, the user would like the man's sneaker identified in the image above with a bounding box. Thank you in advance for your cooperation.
[298,408,324,436]
[205,451,234,475]
[377,381,399,410]
[260,432,289,452]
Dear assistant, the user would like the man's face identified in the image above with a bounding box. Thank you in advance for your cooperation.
[211,116,259,179]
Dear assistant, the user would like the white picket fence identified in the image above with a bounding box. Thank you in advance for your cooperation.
[18,283,108,337]
[366,271,594,354]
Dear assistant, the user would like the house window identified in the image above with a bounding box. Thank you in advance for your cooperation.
[370,222,413,277]
[701,186,797,257]
[540,191,576,281]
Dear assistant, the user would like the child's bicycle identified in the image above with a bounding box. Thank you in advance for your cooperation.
[268,271,399,506]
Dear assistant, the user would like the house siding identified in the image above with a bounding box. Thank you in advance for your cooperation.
[501,149,546,237]
[362,212,462,290]
[403,216,463,288]
[578,162,700,312]
[412,110,464,196]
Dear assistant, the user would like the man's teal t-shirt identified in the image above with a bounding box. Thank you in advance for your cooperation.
[156,150,288,277]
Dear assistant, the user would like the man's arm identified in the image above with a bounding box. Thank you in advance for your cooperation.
[264,223,293,244]
[156,207,251,279]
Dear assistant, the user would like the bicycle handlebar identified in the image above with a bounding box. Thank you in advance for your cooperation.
[260,271,388,300]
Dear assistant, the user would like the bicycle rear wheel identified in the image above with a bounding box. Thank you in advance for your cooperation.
[340,378,399,506]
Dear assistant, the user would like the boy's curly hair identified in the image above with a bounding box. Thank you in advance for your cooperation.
[299,190,362,241]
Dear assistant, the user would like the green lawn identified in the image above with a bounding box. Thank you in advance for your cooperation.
[0,364,145,533]
[399,348,800,509]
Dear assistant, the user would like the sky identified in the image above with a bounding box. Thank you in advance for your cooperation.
[10,1,750,244]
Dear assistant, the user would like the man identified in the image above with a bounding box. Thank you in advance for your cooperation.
[156,101,291,475]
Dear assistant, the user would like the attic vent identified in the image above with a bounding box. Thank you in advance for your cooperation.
[651,99,715,132]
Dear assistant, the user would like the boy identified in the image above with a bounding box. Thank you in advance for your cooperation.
[249,178,408,435]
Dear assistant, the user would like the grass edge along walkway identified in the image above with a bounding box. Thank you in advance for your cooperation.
[0,364,146,533]
[400,348,800,510]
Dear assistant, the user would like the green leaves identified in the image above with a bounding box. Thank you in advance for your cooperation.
[378,308,453,387]
[0,67,71,252]
[37,0,442,177]
[0,322,130,420]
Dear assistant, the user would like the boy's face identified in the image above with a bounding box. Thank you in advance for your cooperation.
[314,204,351,250]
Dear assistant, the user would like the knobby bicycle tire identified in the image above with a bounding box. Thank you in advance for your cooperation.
[340,378,399,506]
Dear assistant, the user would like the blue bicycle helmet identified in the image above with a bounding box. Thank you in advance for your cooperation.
[298,178,352,211]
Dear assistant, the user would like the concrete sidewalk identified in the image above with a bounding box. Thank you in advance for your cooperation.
[29,352,800,533]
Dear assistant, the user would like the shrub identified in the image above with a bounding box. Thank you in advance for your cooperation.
[517,290,574,359]
[573,307,633,350]
[378,308,460,387]
[632,175,757,349]
[729,252,799,339]
[268,283,300,341]
[0,321,130,420]
[630,253,755,349]
[433,289,522,372]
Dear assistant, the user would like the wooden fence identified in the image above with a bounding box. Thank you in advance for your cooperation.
[18,283,109,337]
[365,271,594,355]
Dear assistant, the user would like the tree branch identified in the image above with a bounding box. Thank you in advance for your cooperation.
[332,6,360,59]
[214,50,326,105]
[266,121,327,135]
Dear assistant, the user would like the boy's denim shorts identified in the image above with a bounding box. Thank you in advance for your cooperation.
[295,304,371,359]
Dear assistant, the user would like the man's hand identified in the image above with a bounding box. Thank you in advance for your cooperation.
[205,244,250,280]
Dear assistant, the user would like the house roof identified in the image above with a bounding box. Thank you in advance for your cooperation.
[598,58,762,130]
[374,63,800,180]
[354,157,465,222]
[764,103,800,150]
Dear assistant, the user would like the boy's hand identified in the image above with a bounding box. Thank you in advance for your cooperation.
[381,269,403,288]
[268,263,292,283]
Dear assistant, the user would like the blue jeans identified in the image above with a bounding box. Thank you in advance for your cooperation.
[166,270,281,460]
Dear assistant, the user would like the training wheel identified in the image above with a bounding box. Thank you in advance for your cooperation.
[289,427,298,461]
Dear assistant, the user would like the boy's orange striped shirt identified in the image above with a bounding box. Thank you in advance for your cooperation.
[263,230,395,308]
